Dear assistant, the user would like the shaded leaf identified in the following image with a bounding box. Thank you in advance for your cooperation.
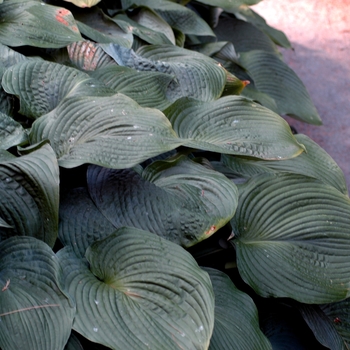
[87,154,238,247]
[0,43,28,68]
[2,60,113,119]
[0,111,28,149]
[58,228,215,349]
[164,96,304,160]
[102,43,227,101]
[298,304,347,349]
[59,187,116,258]
[231,173,350,303]
[30,93,181,169]
[0,142,59,247]
[0,0,82,48]
[239,50,322,124]
[90,65,174,109]
[203,267,272,350]
[0,236,75,350]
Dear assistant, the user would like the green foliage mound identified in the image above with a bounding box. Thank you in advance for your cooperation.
[0,0,349,349]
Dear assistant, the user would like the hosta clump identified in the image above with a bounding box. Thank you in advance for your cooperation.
[0,0,349,349]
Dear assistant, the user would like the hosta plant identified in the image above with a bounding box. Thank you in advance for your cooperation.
[0,0,349,349]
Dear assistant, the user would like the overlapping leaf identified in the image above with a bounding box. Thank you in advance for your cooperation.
[0,236,75,350]
[222,134,348,195]
[30,93,181,168]
[0,0,82,48]
[163,96,304,160]
[239,50,322,124]
[0,111,27,149]
[231,173,350,303]
[203,267,272,350]
[102,43,227,102]
[121,0,215,36]
[2,60,113,119]
[0,142,59,247]
[58,228,215,349]
[59,155,237,256]
[90,65,174,109]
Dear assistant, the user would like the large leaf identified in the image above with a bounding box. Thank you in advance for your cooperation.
[90,65,174,109]
[163,96,304,160]
[231,173,350,303]
[58,228,215,349]
[0,142,59,247]
[239,50,322,125]
[121,0,215,36]
[0,43,28,68]
[0,0,82,48]
[0,236,75,350]
[203,267,272,350]
[222,134,348,195]
[30,93,181,169]
[2,60,113,119]
[102,43,227,102]
[86,154,238,247]
[0,111,28,149]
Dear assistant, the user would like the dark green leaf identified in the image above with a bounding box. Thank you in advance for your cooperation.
[0,236,75,350]
[30,93,181,168]
[0,111,28,149]
[164,96,304,160]
[203,267,272,350]
[87,154,238,247]
[222,134,348,195]
[58,228,214,349]
[0,142,59,247]
[239,50,322,125]
[231,173,350,303]
[0,0,82,48]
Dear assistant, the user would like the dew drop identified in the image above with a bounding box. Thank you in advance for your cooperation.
[93,327,98,332]
[94,300,99,305]
[127,136,132,140]
[5,178,10,182]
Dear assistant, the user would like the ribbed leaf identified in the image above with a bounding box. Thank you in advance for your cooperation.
[111,13,173,45]
[298,304,347,349]
[2,60,113,119]
[87,154,238,247]
[0,142,59,247]
[90,65,173,109]
[0,112,27,149]
[0,236,75,350]
[59,187,116,258]
[73,7,133,47]
[67,41,116,72]
[64,333,84,350]
[130,6,176,45]
[102,43,227,102]
[203,268,272,350]
[164,96,304,160]
[231,173,350,303]
[222,134,348,195]
[121,0,215,36]
[239,50,322,125]
[0,0,82,48]
[0,43,28,68]
[58,228,215,349]
[320,299,350,347]
[30,93,181,169]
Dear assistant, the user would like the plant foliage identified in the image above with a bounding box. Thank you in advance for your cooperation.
[0,0,349,349]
